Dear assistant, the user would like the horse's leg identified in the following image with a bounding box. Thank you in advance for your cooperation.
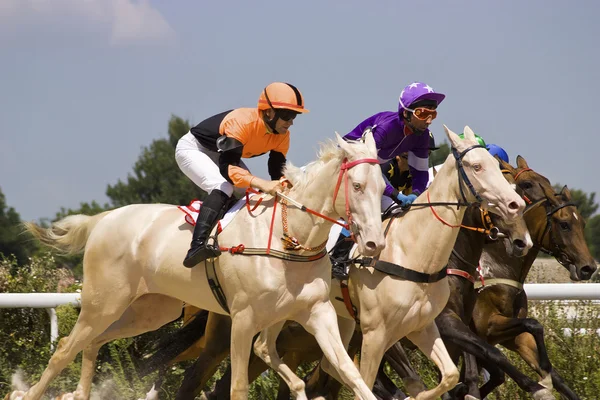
[404,322,459,400]
[175,312,233,400]
[358,324,389,391]
[478,315,555,400]
[60,295,183,400]
[274,352,303,400]
[373,360,407,400]
[253,320,308,400]
[19,293,133,400]
[295,301,376,400]
[461,351,485,400]
[312,316,356,384]
[384,341,426,397]
[436,314,555,400]
[501,332,579,399]
[501,330,552,389]
[229,310,258,400]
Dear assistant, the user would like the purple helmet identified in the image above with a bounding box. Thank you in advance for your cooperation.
[398,82,446,115]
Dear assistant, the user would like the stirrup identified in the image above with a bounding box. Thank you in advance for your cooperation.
[183,242,221,268]
[331,262,349,280]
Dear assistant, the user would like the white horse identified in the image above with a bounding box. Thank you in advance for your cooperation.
[10,132,386,400]
[305,125,530,400]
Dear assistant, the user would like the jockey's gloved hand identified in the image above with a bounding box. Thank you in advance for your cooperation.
[394,192,417,207]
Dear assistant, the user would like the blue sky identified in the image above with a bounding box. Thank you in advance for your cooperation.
[1,0,598,221]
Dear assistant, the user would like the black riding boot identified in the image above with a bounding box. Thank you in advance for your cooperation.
[183,189,230,268]
[329,232,354,280]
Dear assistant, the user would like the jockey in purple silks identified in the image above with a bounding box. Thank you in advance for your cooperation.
[331,82,446,280]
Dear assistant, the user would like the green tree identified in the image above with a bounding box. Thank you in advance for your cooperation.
[586,214,600,261]
[553,184,598,220]
[430,142,450,166]
[106,115,205,207]
[0,187,36,265]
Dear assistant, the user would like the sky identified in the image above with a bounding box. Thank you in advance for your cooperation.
[1,0,598,222]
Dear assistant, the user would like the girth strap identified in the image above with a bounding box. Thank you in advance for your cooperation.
[205,258,230,314]
[474,277,523,291]
[372,260,448,283]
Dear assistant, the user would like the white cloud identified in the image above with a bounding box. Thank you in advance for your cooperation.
[0,0,175,46]
[111,0,175,45]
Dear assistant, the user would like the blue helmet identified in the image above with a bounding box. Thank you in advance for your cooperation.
[486,144,509,163]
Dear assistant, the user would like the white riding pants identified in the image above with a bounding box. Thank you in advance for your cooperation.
[175,132,249,197]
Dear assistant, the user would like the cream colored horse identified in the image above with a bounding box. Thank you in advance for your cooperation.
[308,125,529,400]
[10,132,386,400]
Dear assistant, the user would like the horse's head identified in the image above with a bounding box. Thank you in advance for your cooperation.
[501,156,597,281]
[445,125,525,222]
[486,171,533,257]
[334,131,386,257]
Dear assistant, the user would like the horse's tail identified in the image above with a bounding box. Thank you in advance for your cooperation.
[23,211,113,255]
[139,309,210,377]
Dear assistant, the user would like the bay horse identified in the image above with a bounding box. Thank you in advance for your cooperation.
[9,132,387,400]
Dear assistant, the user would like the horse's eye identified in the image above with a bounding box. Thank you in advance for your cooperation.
[559,222,571,231]
[520,181,533,190]
[353,183,362,191]
[473,164,482,172]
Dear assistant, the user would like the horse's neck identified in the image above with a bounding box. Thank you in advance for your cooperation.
[385,160,467,274]
[284,163,338,250]
[481,242,538,282]
[450,210,486,275]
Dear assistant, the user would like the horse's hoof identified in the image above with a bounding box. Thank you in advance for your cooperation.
[533,388,556,400]
[464,396,480,400]
[6,391,26,400]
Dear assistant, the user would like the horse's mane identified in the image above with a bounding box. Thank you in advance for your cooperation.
[283,137,367,192]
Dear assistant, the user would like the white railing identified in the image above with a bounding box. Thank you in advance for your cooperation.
[524,283,600,300]
[0,293,81,350]
[1,284,599,350]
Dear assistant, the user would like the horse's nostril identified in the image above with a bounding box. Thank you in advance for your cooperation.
[366,241,377,251]
[580,266,595,280]
[514,239,526,250]
[509,201,520,210]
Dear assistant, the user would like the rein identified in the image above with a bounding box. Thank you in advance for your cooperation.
[333,157,379,240]
[475,169,577,291]
[220,156,378,261]
[337,144,493,322]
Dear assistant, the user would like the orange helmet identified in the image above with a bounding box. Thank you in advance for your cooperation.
[257,82,309,114]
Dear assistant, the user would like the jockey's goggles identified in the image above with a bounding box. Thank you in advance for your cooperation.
[277,109,299,122]
[409,107,437,121]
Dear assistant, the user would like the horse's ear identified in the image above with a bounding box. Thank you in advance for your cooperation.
[560,185,572,201]
[444,125,460,149]
[362,129,377,156]
[540,182,559,206]
[463,126,476,142]
[498,157,515,172]
[516,155,529,169]
[335,131,351,154]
